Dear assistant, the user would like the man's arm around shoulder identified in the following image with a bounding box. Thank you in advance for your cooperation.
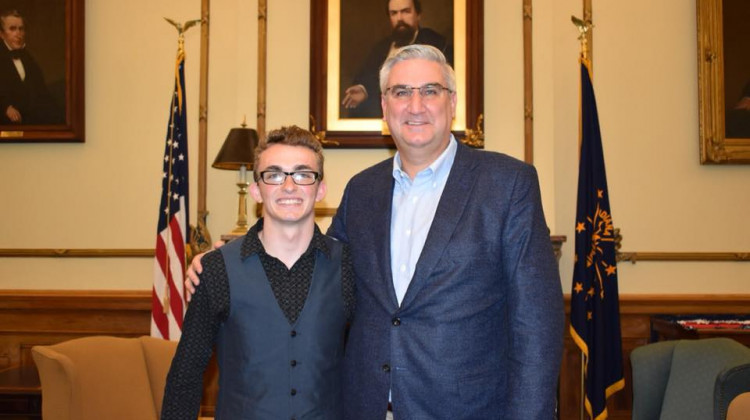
[161,250,228,419]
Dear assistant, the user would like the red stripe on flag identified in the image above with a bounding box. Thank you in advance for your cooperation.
[155,233,168,276]
[169,216,186,266]
[152,287,169,338]
[168,216,185,326]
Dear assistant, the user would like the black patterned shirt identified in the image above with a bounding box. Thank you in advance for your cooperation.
[161,218,355,419]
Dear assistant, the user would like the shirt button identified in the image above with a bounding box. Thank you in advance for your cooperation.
[291,388,297,396]
[290,330,297,337]
[405,229,411,236]
[412,197,418,204]
[290,360,297,367]
[382,364,391,372]
[392,317,401,326]
[400,264,406,272]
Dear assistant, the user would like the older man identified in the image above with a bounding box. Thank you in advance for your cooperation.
[0,9,60,124]
[332,44,563,419]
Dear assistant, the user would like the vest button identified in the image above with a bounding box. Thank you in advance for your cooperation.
[290,360,297,367]
[290,330,297,337]
[382,364,391,372]
[291,388,297,396]
[392,317,401,326]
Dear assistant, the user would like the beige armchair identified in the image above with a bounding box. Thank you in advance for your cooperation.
[31,335,177,420]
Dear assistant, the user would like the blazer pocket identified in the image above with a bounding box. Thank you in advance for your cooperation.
[457,370,505,413]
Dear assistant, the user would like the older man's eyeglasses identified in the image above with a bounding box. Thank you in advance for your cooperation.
[385,84,452,102]
[258,170,320,185]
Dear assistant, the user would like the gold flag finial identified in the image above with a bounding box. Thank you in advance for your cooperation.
[571,15,593,60]
[164,17,201,36]
[164,17,201,50]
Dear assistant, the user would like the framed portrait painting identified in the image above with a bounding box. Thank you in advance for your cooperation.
[0,0,84,143]
[310,0,483,148]
[697,0,750,163]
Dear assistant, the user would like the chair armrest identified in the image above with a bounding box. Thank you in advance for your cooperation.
[32,346,75,420]
[631,340,678,420]
[715,363,750,420]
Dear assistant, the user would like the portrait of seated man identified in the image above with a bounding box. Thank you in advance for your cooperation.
[340,0,454,119]
[0,8,63,125]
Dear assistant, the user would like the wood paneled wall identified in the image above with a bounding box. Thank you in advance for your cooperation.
[1,290,748,419]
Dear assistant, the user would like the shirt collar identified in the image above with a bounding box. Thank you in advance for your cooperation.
[240,217,329,260]
[3,41,25,52]
[392,135,458,185]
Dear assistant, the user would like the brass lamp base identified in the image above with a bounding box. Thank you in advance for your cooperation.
[225,180,250,239]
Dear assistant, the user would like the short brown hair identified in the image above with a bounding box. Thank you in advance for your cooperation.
[253,125,325,181]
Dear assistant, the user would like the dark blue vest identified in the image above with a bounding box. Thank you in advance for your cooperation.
[215,236,346,420]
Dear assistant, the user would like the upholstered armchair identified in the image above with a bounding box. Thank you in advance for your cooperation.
[31,335,177,420]
[715,362,750,420]
[631,338,750,420]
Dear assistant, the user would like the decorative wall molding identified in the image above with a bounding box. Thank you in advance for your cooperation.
[618,251,750,263]
[0,249,154,258]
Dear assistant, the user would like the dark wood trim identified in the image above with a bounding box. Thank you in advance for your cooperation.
[1,290,748,419]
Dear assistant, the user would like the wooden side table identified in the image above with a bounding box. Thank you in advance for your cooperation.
[651,315,750,347]
[0,366,41,418]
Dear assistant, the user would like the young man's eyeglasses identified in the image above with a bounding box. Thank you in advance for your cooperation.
[384,83,452,102]
[258,170,320,185]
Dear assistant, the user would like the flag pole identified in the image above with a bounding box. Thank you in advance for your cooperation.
[572,15,593,420]
[191,0,214,259]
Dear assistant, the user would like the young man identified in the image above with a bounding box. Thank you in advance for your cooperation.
[162,125,354,419]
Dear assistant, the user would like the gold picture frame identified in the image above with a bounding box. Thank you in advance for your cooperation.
[0,0,84,143]
[697,0,750,164]
[309,0,484,148]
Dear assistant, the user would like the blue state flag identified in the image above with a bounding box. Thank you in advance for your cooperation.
[569,59,625,420]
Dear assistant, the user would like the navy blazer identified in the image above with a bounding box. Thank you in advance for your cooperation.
[329,142,564,419]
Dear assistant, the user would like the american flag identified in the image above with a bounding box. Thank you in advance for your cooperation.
[152,41,190,340]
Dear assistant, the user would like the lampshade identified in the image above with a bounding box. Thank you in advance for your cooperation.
[212,127,259,170]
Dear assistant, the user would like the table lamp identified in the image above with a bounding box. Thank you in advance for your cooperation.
[212,123,259,236]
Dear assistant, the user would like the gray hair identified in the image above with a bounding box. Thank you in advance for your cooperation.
[0,10,23,31]
[378,44,456,95]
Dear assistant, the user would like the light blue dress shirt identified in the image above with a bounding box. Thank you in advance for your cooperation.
[390,136,457,305]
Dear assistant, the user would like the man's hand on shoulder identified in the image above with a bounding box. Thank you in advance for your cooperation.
[184,240,225,302]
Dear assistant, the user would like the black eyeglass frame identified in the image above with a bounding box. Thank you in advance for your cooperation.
[257,170,321,185]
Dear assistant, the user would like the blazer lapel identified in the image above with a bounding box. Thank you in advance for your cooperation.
[367,163,400,307]
[400,143,479,308]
